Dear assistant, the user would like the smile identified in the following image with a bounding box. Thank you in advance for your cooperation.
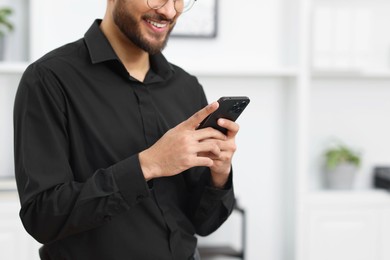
[146,19,168,28]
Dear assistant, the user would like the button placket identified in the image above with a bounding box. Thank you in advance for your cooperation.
[132,83,160,146]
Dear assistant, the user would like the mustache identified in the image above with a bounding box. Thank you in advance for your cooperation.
[142,14,174,24]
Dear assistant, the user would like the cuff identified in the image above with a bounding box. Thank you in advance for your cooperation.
[203,170,235,211]
[112,154,150,207]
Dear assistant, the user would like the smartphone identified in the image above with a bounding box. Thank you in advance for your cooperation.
[197,96,250,134]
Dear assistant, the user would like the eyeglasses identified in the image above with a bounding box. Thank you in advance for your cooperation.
[147,0,197,13]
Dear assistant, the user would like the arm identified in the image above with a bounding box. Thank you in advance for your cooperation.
[14,64,149,244]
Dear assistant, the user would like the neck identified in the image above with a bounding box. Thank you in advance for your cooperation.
[100,18,150,82]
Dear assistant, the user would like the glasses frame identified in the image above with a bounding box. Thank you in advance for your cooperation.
[146,0,197,13]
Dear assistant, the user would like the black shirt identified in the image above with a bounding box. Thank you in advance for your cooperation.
[14,20,235,260]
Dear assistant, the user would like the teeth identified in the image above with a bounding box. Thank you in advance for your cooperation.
[147,20,167,28]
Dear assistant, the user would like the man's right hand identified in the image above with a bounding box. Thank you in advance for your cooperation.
[139,102,227,181]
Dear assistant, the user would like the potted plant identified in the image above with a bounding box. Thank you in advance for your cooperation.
[323,143,361,190]
[0,7,14,60]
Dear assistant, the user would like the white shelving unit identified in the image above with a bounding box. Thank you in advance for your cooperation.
[295,0,390,259]
[303,0,390,192]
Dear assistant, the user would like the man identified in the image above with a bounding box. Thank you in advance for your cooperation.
[14,0,239,259]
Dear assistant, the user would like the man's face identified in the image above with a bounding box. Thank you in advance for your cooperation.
[113,0,179,54]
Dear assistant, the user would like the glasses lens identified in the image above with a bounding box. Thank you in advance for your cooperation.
[180,0,196,13]
[147,0,167,9]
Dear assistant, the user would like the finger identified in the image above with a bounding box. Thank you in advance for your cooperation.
[194,127,227,141]
[181,102,219,129]
[218,119,240,137]
[199,151,221,160]
[211,140,233,152]
[192,157,214,167]
[211,141,237,159]
[200,137,236,153]
[196,142,221,156]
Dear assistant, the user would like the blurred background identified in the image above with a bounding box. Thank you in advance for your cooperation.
[1,0,390,259]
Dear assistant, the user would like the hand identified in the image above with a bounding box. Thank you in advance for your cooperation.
[200,118,240,188]
[139,102,227,180]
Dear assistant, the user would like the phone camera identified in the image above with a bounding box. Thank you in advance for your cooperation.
[230,101,248,113]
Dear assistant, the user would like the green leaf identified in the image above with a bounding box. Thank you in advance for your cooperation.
[0,7,14,35]
[324,144,361,171]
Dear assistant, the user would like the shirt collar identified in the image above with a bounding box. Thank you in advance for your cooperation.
[84,19,174,81]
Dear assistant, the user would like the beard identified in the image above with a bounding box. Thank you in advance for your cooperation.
[113,1,175,55]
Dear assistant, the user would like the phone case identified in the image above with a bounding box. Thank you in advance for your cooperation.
[197,96,250,134]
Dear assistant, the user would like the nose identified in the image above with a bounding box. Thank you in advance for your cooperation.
[156,0,178,19]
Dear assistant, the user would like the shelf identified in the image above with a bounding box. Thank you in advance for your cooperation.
[312,69,390,79]
[304,189,390,207]
[0,178,17,192]
[0,62,29,74]
[191,67,299,78]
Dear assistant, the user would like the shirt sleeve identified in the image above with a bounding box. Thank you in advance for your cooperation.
[13,64,150,244]
[187,167,235,236]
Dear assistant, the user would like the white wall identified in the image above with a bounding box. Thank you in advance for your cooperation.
[165,0,288,73]
[29,0,106,61]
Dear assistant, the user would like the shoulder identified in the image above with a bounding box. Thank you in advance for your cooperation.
[18,40,86,105]
[29,38,87,73]
[20,38,88,90]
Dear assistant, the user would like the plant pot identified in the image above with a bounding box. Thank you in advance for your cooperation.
[325,163,357,190]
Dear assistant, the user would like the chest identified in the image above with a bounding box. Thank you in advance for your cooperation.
[58,71,199,175]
